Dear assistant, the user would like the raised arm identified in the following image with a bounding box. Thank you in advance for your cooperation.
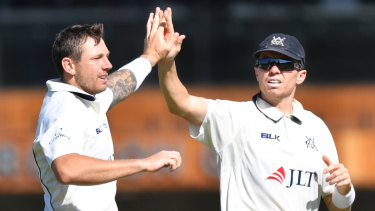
[107,7,179,108]
[158,8,207,126]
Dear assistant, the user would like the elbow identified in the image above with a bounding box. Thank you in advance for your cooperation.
[167,105,188,118]
[165,98,189,117]
[55,172,73,185]
[167,106,180,115]
[54,168,74,185]
[52,163,76,185]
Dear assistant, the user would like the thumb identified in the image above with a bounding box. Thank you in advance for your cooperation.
[322,155,331,166]
[166,32,179,49]
[178,34,186,44]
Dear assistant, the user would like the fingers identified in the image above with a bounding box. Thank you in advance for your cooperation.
[322,155,352,195]
[150,7,162,35]
[323,155,339,176]
[167,32,180,50]
[145,150,181,172]
[177,34,186,45]
[172,34,186,55]
[326,165,352,195]
[164,7,174,34]
[145,12,154,41]
[325,163,348,184]
[322,155,331,167]
[323,155,333,175]
[143,7,183,63]
[166,151,182,171]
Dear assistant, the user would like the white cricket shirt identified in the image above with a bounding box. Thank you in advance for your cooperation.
[33,79,117,211]
[189,94,338,211]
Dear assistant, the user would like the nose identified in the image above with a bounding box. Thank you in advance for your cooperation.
[103,57,113,71]
[268,63,281,74]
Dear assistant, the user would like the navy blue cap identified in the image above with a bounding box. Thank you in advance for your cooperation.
[254,33,305,68]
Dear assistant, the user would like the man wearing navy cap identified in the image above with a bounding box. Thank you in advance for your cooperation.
[158,30,355,210]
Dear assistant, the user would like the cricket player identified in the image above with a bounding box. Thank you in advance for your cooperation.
[157,8,355,211]
[32,7,182,211]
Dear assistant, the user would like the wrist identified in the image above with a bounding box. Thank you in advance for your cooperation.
[332,185,355,209]
[141,52,159,67]
[159,58,174,66]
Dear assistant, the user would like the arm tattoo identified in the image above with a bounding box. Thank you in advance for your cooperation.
[107,70,137,108]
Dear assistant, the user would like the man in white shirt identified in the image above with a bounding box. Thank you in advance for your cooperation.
[33,7,184,211]
[157,10,355,211]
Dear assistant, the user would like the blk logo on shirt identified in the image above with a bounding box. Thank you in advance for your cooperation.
[261,132,280,141]
[266,166,317,188]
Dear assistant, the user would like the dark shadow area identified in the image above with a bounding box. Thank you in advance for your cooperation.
[0,3,375,87]
[0,189,374,210]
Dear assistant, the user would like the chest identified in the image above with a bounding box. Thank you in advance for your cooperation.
[80,108,114,160]
[228,116,325,189]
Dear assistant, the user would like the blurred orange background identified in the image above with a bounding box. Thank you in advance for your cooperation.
[0,84,374,193]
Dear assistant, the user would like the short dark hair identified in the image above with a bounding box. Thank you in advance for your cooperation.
[52,23,104,77]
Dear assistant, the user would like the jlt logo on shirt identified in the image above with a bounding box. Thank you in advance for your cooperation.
[266,166,317,188]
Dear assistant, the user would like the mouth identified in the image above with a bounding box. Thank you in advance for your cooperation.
[99,74,108,82]
[267,79,281,85]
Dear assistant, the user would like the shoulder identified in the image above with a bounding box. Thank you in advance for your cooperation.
[302,109,326,124]
[50,91,85,108]
[40,91,88,121]
[300,109,331,134]
[294,99,327,126]
[95,88,114,110]
[205,98,256,119]
[206,98,255,109]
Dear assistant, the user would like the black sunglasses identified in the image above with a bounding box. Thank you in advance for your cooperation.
[255,58,301,71]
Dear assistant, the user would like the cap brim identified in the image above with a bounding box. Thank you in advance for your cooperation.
[253,48,301,62]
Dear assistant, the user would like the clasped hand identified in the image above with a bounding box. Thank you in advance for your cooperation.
[143,7,185,66]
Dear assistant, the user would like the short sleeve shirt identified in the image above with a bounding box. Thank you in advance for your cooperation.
[189,94,338,211]
[33,79,117,211]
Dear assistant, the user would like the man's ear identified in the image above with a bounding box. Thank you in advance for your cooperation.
[296,69,307,85]
[254,67,259,81]
[61,57,76,76]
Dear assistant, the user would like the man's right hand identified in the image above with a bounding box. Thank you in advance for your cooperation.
[141,150,182,172]
[142,7,181,66]
[162,7,186,62]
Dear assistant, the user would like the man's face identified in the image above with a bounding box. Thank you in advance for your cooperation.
[254,51,306,104]
[72,37,112,95]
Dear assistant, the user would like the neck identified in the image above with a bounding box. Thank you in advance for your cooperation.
[260,93,294,114]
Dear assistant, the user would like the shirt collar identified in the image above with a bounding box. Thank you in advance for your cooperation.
[253,93,304,123]
[46,78,96,101]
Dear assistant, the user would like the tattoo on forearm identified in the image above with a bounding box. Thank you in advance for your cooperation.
[107,70,137,107]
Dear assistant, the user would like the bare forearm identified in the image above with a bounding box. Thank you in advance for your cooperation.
[158,61,190,116]
[52,154,146,185]
[158,60,207,125]
[52,151,180,185]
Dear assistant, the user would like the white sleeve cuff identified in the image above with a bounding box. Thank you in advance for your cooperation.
[118,57,152,91]
[332,185,355,209]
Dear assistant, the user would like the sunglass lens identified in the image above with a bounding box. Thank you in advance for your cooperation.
[276,63,295,71]
[258,64,271,70]
[256,58,297,71]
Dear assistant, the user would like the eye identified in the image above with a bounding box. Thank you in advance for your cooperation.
[92,55,103,60]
